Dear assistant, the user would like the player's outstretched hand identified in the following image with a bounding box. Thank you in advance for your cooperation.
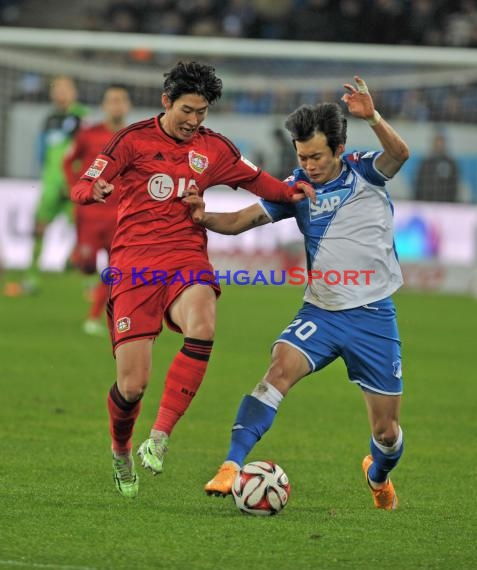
[182,184,205,223]
[92,178,114,203]
[290,181,316,203]
[341,76,376,121]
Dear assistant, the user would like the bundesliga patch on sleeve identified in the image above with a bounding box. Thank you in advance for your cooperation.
[84,158,108,178]
[240,155,258,171]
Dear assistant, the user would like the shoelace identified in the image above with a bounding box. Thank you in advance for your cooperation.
[374,483,393,502]
[150,438,168,456]
[114,457,134,482]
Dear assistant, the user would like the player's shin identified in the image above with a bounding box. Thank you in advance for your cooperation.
[107,382,142,455]
[368,426,404,484]
[89,281,109,319]
[226,382,283,466]
[153,337,213,435]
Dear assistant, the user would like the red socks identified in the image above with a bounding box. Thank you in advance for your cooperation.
[89,281,109,320]
[107,338,213,452]
[153,337,213,435]
[107,383,142,455]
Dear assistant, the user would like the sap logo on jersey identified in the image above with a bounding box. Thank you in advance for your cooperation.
[310,194,341,218]
[147,173,174,201]
[309,188,349,220]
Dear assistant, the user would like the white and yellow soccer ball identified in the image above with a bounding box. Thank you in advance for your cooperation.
[232,460,291,516]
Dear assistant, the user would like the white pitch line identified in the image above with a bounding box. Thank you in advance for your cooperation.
[0,560,97,570]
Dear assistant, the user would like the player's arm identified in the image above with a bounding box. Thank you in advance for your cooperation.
[342,76,410,178]
[63,132,84,189]
[210,137,315,203]
[71,127,132,204]
[37,115,50,168]
[202,204,270,235]
[183,190,270,235]
[71,162,115,205]
[241,170,315,203]
[70,135,132,205]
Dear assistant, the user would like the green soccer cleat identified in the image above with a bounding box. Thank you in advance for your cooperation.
[112,453,139,499]
[137,435,169,475]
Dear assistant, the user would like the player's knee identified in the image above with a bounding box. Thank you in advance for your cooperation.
[264,360,285,382]
[374,422,401,447]
[117,369,149,402]
[76,260,96,274]
[120,384,146,403]
[263,362,293,395]
[187,322,215,341]
[72,244,97,274]
[34,223,46,238]
[73,253,96,274]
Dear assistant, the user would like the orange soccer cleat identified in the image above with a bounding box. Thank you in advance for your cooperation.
[204,461,239,497]
[362,455,398,510]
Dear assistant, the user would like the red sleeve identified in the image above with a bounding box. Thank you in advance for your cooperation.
[240,170,298,202]
[63,130,85,189]
[70,133,132,205]
[206,133,298,202]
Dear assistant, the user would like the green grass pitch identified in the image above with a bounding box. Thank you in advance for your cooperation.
[1,272,476,569]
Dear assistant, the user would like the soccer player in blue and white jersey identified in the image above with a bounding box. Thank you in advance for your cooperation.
[187,76,409,510]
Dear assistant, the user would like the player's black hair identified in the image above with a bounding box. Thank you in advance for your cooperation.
[163,61,223,105]
[284,103,347,155]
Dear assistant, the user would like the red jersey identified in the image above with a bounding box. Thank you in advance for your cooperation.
[64,122,120,215]
[71,114,298,269]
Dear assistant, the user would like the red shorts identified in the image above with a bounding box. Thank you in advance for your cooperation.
[107,251,220,354]
[72,209,116,273]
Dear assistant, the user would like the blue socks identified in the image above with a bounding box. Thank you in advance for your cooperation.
[223,388,404,482]
[225,395,277,466]
[368,427,404,483]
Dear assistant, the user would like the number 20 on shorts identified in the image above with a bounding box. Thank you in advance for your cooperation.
[282,319,317,341]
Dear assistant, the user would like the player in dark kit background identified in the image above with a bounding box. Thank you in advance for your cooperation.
[23,75,88,294]
[71,61,314,499]
[64,85,131,337]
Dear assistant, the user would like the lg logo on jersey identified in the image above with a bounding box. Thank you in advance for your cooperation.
[147,174,197,201]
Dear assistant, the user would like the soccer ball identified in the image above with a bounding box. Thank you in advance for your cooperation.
[232,460,291,516]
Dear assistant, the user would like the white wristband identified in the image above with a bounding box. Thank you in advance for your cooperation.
[367,110,381,127]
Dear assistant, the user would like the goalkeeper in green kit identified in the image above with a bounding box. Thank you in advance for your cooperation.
[23,75,88,293]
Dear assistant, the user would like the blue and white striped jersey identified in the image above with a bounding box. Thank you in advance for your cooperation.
[260,151,403,310]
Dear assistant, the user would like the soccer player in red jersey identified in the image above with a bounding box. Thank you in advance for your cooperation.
[64,85,131,337]
[71,61,313,498]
